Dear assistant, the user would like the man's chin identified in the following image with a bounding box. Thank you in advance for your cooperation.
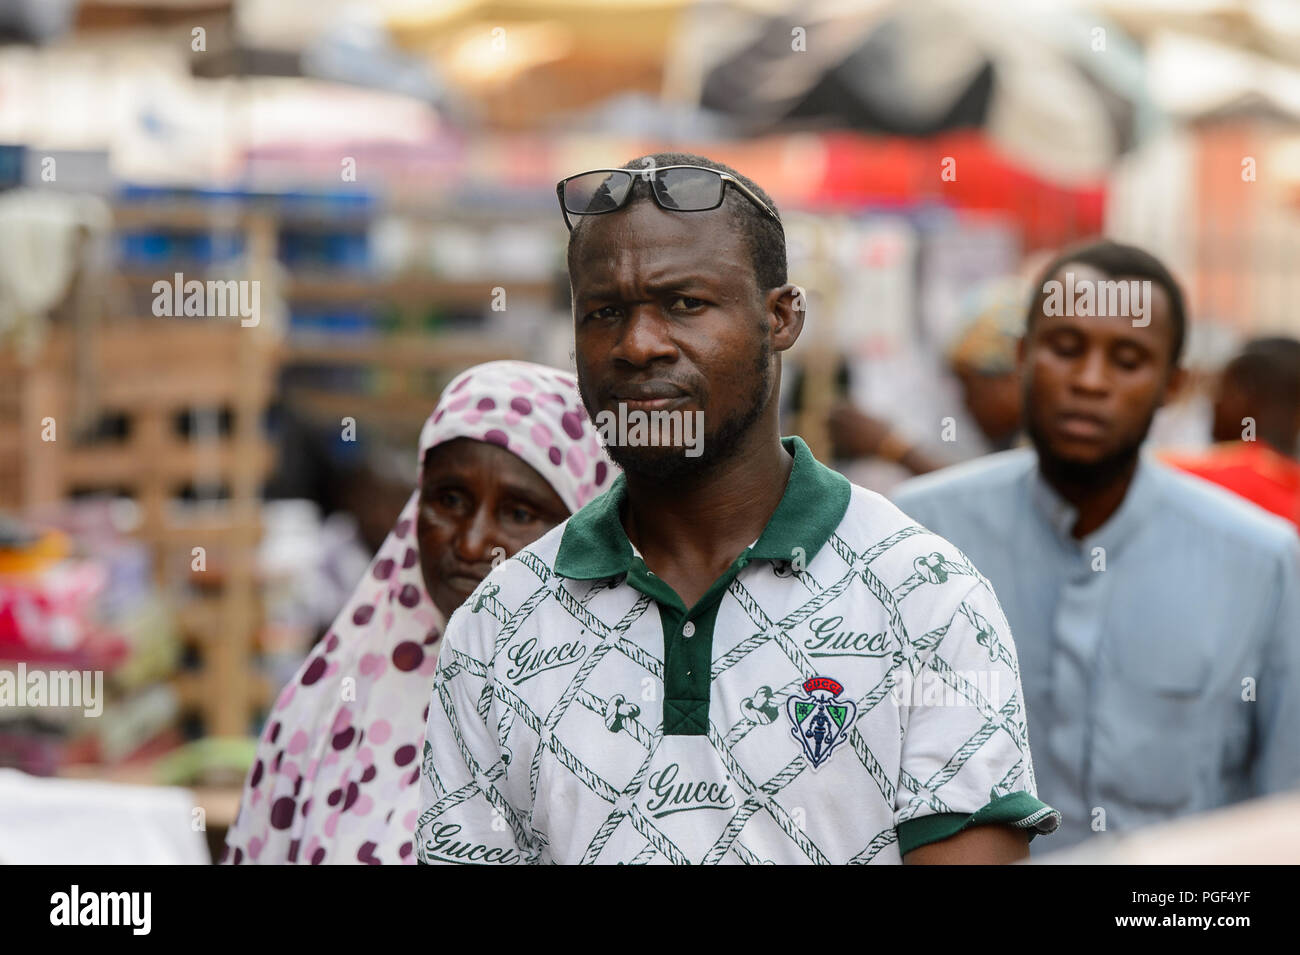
[604,443,702,481]
[1044,442,1110,468]
[1038,442,1139,487]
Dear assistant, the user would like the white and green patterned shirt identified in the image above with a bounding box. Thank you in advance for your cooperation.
[416,436,1059,864]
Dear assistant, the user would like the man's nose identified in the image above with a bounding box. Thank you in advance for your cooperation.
[1071,346,1111,394]
[610,306,678,367]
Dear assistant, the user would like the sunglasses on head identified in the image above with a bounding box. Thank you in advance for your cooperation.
[556,164,782,231]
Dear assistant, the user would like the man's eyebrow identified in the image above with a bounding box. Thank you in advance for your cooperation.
[575,274,722,299]
[1038,314,1159,348]
[647,274,719,289]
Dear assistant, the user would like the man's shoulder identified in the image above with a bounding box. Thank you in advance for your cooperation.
[514,519,570,567]
[892,448,1036,513]
[836,481,994,603]
[1151,457,1297,559]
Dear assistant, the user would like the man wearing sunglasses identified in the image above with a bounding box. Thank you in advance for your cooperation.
[416,153,1059,864]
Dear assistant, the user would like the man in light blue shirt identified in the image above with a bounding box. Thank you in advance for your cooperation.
[893,240,1300,851]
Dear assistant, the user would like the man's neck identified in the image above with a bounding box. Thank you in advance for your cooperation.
[621,428,793,603]
[1040,454,1139,540]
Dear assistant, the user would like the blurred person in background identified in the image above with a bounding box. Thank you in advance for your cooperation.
[1163,337,1300,531]
[221,361,615,864]
[828,286,1024,474]
[892,240,1300,852]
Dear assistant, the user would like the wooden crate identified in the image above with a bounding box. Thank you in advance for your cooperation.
[0,317,277,737]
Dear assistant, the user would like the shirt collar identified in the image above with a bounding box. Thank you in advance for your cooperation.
[1029,449,1161,552]
[554,435,852,580]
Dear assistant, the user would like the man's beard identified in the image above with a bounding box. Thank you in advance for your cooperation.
[1024,406,1154,490]
[601,342,773,484]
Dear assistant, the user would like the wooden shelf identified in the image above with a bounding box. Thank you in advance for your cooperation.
[112,198,555,230]
[112,266,556,307]
[112,202,271,232]
[285,387,441,428]
[60,441,275,487]
[286,273,554,304]
[173,670,271,712]
[1,317,277,738]
[278,332,523,369]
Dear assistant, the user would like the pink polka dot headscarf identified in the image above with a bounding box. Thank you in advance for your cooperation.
[221,361,615,865]
[418,359,615,513]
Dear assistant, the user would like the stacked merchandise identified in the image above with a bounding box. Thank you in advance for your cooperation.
[0,507,182,776]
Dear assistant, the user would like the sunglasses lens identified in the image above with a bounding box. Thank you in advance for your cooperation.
[563,171,633,216]
[655,167,725,211]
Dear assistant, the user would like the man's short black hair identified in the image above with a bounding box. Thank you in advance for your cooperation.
[1026,239,1188,367]
[1225,337,1300,409]
[565,151,787,294]
[1243,335,1300,367]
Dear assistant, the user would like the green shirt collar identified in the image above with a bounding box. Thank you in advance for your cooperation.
[554,435,851,580]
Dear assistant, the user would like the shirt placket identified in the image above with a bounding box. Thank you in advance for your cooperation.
[625,551,752,736]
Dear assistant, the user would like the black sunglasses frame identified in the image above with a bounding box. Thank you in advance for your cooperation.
[556,165,782,231]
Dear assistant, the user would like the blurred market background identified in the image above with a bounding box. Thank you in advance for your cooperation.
[2,0,1299,862]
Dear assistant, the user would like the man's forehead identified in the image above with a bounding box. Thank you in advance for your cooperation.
[1034,263,1172,334]
[570,202,748,282]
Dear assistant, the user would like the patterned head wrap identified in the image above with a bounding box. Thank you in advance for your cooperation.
[418,360,613,512]
[221,361,615,865]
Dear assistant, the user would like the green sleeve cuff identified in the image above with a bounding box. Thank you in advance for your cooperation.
[896,791,1061,856]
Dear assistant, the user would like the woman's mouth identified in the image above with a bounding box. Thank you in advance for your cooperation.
[443,571,485,595]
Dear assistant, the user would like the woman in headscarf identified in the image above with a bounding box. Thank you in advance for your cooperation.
[221,360,614,864]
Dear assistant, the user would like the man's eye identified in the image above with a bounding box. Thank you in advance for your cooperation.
[670,296,705,311]
[1048,334,1083,356]
[1113,347,1144,370]
[586,305,621,322]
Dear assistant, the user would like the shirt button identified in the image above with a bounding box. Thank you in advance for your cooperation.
[682,621,696,638]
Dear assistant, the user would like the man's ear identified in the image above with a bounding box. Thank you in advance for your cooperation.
[770,283,805,353]
[1160,365,1188,408]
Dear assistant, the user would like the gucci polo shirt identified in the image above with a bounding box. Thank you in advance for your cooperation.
[416,436,1059,864]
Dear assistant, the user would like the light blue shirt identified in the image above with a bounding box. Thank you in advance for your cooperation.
[892,448,1300,851]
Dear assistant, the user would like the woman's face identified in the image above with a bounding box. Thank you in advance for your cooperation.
[417,437,570,619]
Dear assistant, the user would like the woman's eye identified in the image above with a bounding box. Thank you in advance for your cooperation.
[506,506,538,525]
[429,489,467,512]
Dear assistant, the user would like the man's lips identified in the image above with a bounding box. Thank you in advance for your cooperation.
[608,382,690,412]
[1054,411,1109,440]
[616,396,688,412]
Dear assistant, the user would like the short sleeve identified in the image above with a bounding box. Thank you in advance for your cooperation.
[893,579,1060,855]
[415,607,533,865]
